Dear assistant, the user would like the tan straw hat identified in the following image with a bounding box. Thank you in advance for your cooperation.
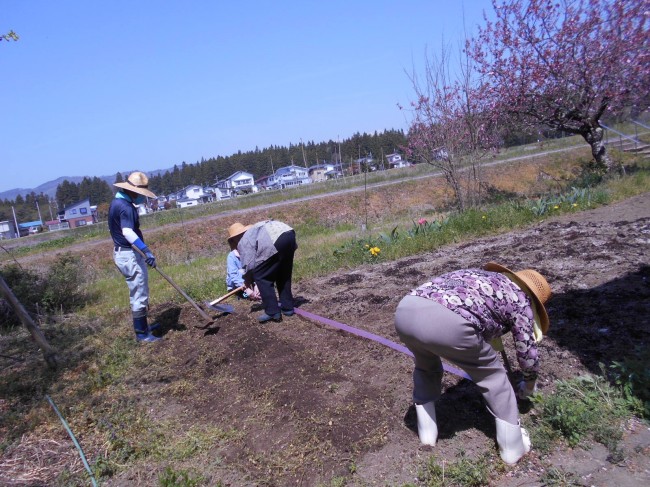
[227,222,252,241]
[114,171,156,199]
[484,262,551,338]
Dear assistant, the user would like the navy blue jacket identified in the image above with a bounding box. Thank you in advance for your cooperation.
[108,197,143,248]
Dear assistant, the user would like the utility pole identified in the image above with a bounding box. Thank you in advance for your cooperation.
[300,138,308,169]
[11,206,19,238]
[35,200,43,224]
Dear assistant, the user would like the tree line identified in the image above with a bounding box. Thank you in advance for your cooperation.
[0,176,114,226]
[0,129,407,224]
[145,129,407,196]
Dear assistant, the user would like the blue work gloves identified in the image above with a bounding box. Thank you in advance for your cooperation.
[132,238,156,268]
[144,250,156,268]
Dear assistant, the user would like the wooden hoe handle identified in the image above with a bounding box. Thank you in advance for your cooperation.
[209,285,246,306]
[131,245,213,323]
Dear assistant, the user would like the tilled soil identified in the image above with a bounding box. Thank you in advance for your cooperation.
[104,192,650,486]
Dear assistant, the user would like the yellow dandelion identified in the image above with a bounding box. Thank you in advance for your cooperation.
[554,205,559,209]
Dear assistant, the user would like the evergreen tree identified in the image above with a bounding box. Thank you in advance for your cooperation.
[56,180,80,209]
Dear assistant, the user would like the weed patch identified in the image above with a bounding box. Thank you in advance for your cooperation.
[0,253,90,327]
[530,373,632,454]
[158,466,207,487]
[539,466,583,486]
[609,347,650,419]
[417,451,502,487]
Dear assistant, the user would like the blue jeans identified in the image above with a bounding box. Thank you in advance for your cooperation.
[113,248,149,318]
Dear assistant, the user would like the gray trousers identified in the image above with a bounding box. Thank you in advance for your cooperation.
[395,295,519,424]
[113,248,150,319]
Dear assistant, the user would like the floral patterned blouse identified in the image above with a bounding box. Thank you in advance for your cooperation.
[410,268,539,381]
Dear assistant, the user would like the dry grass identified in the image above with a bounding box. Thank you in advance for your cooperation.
[0,433,86,485]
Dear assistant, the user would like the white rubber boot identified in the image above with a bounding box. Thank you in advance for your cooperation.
[415,402,438,446]
[495,418,531,465]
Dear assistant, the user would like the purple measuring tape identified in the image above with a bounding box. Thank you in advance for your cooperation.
[294,307,471,381]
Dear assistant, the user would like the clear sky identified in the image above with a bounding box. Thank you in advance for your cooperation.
[1,0,493,193]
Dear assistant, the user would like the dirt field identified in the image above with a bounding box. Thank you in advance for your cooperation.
[90,192,650,486]
[2,178,649,486]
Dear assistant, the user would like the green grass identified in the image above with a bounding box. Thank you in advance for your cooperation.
[2,148,649,485]
[529,373,634,456]
[80,158,650,319]
[416,451,504,487]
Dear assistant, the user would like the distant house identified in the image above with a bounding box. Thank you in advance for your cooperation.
[385,152,412,169]
[308,163,339,183]
[0,220,18,239]
[352,155,378,174]
[324,164,344,180]
[18,220,43,236]
[266,165,311,190]
[173,185,214,208]
[46,219,69,232]
[211,186,231,200]
[254,175,272,191]
[176,197,199,209]
[216,171,256,199]
[62,199,96,228]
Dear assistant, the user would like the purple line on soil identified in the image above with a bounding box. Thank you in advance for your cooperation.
[294,307,471,381]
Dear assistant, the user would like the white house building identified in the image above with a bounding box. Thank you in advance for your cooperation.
[385,152,412,169]
[215,171,257,199]
[265,165,311,190]
[174,185,213,208]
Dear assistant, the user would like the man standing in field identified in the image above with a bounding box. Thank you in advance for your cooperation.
[108,171,160,342]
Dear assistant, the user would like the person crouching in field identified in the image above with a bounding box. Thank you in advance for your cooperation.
[394,262,551,464]
[231,219,297,323]
[225,223,260,300]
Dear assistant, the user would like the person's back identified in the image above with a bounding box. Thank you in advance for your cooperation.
[226,249,245,290]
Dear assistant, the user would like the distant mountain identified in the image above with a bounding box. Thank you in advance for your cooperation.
[0,169,168,201]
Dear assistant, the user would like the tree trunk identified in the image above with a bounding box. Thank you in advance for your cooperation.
[0,276,59,368]
[444,169,465,212]
[582,125,622,174]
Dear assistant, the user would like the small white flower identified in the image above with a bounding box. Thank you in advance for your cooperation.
[481,283,493,295]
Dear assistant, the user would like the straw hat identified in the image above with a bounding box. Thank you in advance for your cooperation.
[114,171,156,199]
[484,262,551,339]
[227,222,251,241]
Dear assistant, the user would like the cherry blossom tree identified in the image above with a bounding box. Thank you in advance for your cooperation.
[405,41,501,211]
[1,30,19,42]
[471,0,650,174]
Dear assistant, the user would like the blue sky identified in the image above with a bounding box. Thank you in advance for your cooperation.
[1,1,493,193]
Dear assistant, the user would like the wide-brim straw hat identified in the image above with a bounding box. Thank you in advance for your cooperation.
[484,262,551,339]
[114,171,156,199]
[227,222,252,241]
